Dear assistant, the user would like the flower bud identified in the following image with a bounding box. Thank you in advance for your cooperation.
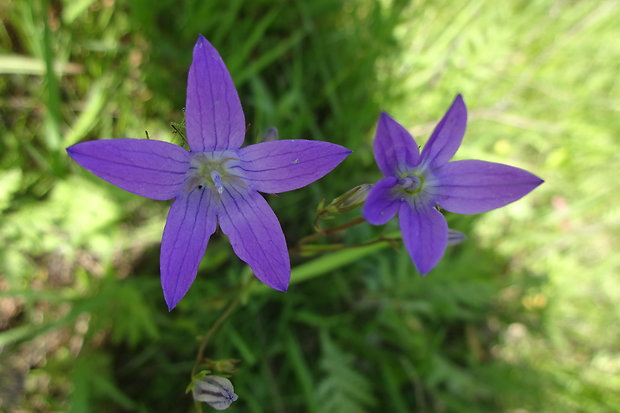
[192,375,238,410]
[447,229,466,246]
[327,184,372,213]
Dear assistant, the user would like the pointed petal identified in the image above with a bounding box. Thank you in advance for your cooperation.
[421,94,467,167]
[447,229,466,246]
[362,177,401,225]
[218,187,290,291]
[236,140,351,193]
[399,201,448,274]
[66,139,189,200]
[435,160,544,214]
[185,35,245,152]
[373,112,420,176]
[160,189,217,310]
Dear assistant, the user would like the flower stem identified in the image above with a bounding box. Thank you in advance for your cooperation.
[191,293,243,377]
[294,216,366,253]
[191,271,253,413]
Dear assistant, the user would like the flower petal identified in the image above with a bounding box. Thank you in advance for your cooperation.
[185,35,245,152]
[447,229,466,246]
[161,189,217,310]
[435,160,544,214]
[66,139,189,200]
[362,177,401,225]
[236,140,351,193]
[399,201,448,274]
[217,187,290,291]
[420,94,467,167]
[373,112,420,176]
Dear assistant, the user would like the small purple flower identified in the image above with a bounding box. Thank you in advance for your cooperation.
[363,95,543,274]
[67,35,350,310]
[192,375,238,410]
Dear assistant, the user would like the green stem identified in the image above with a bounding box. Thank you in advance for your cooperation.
[191,271,253,412]
[191,293,243,377]
[296,236,401,256]
[312,208,330,231]
[294,216,366,253]
[343,236,401,250]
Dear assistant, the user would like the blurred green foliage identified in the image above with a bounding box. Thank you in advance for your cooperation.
[1,0,619,412]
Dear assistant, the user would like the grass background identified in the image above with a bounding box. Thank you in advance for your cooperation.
[1,0,619,411]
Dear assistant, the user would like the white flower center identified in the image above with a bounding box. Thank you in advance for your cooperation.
[185,150,243,194]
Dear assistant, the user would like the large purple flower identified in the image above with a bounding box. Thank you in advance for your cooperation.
[363,95,543,274]
[67,35,350,310]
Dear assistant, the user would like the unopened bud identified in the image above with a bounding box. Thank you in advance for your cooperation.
[327,184,372,213]
[260,127,279,142]
[192,376,238,410]
[447,229,466,246]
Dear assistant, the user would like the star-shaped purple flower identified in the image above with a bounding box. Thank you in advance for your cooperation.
[67,35,351,310]
[363,95,543,274]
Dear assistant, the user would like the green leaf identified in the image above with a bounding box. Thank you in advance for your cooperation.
[0,169,22,212]
[317,331,377,413]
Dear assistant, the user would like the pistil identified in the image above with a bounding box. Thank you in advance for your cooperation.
[398,173,424,194]
[211,171,224,194]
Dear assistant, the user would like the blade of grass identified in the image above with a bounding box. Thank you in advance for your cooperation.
[285,333,319,413]
[236,30,305,85]
[64,78,110,147]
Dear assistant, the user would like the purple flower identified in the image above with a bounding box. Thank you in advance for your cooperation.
[192,375,238,410]
[66,35,350,310]
[363,95,543,274]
